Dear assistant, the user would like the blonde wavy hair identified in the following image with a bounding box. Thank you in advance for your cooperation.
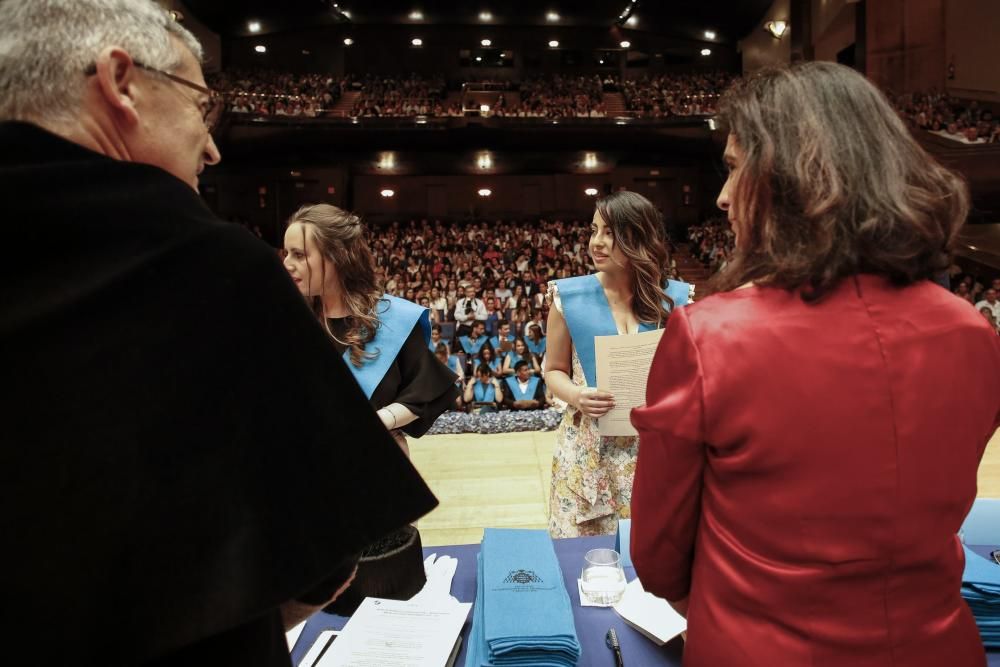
[594,190,673,327]
[287,203,382,368]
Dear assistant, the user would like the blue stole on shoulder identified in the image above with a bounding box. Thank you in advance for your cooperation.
[473,380,496,403]
[427,337,450,353]
[505,376,540,401]
[346,294,430,399]
[525,337,546,356]
[485,357,501,374]
[553,274,691,388]
[459,335,488,355]
[489,334,515,351]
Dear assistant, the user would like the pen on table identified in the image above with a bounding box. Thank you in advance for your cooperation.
[606,627,624,667]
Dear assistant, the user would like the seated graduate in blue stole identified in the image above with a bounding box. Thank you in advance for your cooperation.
[489,320,516,356]
[283,204,460,459]
[457,320,489,357]
[502,360,547,410]
[501,336,541,377]
[525,323,547,358]
[542,190,693,538]
[427,323,450,353]
[464,363,501,414]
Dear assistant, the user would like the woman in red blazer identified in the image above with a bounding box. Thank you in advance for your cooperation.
[631,62,1000,667]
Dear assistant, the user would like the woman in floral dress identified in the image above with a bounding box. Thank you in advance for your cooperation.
[545,191,693,537]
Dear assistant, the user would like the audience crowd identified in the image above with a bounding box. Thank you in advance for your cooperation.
[622,72,735,118]
[892,91,1000,144]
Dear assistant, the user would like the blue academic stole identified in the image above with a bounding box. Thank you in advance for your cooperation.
[489,334,515,350]
[458,335,487,355]
[525,337,546,356]
[346,295,430,399]
[427,337,450,353]
[505,376,540,401]
[486,357,501,373]
[554,274,691,387]
[473,380,496,403]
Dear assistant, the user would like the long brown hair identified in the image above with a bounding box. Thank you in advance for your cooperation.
[594,190,672,326]
[712,62,969,300]
[287,203,382,367]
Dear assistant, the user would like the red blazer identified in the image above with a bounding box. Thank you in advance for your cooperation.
[631,275,1000,667]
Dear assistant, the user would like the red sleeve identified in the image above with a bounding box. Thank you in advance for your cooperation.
[629,306,705,602]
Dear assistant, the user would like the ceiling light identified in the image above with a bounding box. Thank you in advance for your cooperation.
[248,20,261,33]
[341,9,351,18]
[480,104,490,112]
[626,15,638,26]
[481,39,492,46]
[764,20,788,39]
[409,10,423,20]
[475,56,483,62]
[585,188,598,196]
[254,45,267,53]
[599,59,604,64]
[700,48,712,56]
[478,188,492,197]
[377,152,396,170]
[620,40,630,48]
[615,119,627,125]
[411,37,423,46]
[548,40,559,48]
[380,189,395,198]
[546,11,560,22]
[477,153,493,169]
[415,116,428,124]
[704,30,717,40]
[584,153,598,168]
[479,11,492,21]
[343,37,354,45]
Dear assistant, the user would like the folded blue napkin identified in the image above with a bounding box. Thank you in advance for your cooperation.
[962,546,1000,648]
[465,529,582,666]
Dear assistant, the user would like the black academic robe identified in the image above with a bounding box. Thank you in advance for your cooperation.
[0,122,437,666]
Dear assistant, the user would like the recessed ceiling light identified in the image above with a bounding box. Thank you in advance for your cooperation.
[700,48,712,56]
[481,39,492,46]
[248,20,261,33]
[343,37,354,45]
[620,40,630,48]
[475,56,483,61]
[478,188,492,197]
[411,37,423,46]
[599,59,604,64]
[302,49,311,55]
[548,40,559,48]
[479,11,492,21]
[254,44,266,53]
[585,187,598,196]
[546,11,560,22]
[380,189,395,198]
[409,10,423,20]
[626,15,638,26]
[704,30,717,40]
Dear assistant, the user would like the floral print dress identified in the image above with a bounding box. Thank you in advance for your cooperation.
[547,283,641,538]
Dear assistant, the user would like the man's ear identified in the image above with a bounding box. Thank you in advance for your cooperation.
[92,46,141,128]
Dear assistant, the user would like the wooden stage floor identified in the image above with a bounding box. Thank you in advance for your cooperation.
[409,428,1000,547]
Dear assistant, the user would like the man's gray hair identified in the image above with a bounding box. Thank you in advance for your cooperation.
[0,0,203,123]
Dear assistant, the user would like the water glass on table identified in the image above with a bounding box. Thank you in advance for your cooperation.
[581,548,626,606]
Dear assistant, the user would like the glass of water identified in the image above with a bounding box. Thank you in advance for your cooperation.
[581,548,626,606]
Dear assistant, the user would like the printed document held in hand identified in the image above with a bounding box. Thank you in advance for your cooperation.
[612,578,687,645]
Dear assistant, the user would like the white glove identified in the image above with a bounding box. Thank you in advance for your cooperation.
[409,553,459,606]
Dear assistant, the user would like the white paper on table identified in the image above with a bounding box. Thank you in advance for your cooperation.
[315,597,471,667]
[612,578,687,646]
[286,620,307,651]
[594,328,665,436]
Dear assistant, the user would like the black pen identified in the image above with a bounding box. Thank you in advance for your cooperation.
[606,627,625,667]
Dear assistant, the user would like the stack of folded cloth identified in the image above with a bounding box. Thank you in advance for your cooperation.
[466,528,582,666]
[962,545,1000,648]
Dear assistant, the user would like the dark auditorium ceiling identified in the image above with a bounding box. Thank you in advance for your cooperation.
[182,0,773,44]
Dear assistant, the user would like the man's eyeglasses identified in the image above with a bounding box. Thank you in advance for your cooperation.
[84,61,224,133]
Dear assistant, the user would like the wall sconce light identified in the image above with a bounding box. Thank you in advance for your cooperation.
[764,20,788,39]
[584,188,599,196]
[478,188,492,197]
[380,189,395,198]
